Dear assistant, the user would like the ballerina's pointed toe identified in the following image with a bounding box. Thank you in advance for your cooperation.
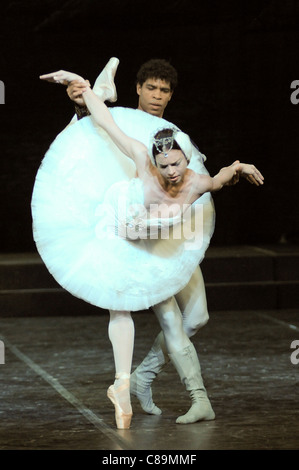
[93,57,120,103]
[107,384,133,429]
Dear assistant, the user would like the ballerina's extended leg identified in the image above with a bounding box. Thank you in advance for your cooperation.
[107,310,134,429]
[92,57,119,103]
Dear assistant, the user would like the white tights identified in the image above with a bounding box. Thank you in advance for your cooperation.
[108,309,134,414]
[108,310,135,376]
[152,297,190,353]
[152,266,209,355]
[175,266,209,338]
[108,266,208,378]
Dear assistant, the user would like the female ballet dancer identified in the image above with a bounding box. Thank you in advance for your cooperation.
[34,60,264,430]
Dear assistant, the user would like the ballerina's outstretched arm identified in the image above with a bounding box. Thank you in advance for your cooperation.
[193,159,264,199]
[211,160,264,188]
[40,70,149,172]
[82,85,148,166]
[40,70,85,86]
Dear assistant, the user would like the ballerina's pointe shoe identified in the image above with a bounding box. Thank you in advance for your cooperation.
[92,57,119,103]
[107,373,133,429]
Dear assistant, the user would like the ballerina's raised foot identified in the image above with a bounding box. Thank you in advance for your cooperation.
[93,57,119,103]
[39,57,119,103]
[107,373,133,429]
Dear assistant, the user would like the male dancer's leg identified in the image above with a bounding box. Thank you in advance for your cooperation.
[176,266,209,336]
[152,296,214,424]
[130,266,209,414]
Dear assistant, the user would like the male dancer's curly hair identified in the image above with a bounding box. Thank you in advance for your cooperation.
[136,59,178,91]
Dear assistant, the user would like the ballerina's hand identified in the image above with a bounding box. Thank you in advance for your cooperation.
[39,70,85,86]
[240,163,264,186]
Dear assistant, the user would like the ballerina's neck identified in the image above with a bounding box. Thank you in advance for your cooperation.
[156,169,194,198]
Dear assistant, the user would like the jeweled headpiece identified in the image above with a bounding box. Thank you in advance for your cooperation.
[153,130,177,158]
[149,127,193,166]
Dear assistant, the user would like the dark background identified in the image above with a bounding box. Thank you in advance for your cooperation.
[1,0,299,252]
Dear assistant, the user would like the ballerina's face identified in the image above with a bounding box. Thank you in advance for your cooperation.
[155,150,188,184]
[136,78,173,117]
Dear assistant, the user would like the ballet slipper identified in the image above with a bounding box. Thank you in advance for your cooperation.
[93,57,119,103]
[107,373,133,429]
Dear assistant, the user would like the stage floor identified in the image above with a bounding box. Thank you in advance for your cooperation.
[0,309,298,451]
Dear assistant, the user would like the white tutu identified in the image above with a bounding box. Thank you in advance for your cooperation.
[31,107,215,311]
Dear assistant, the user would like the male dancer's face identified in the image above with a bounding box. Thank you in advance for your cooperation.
[136,78,173,118]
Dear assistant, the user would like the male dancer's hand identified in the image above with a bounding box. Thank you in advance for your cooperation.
[67,80,91,106]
